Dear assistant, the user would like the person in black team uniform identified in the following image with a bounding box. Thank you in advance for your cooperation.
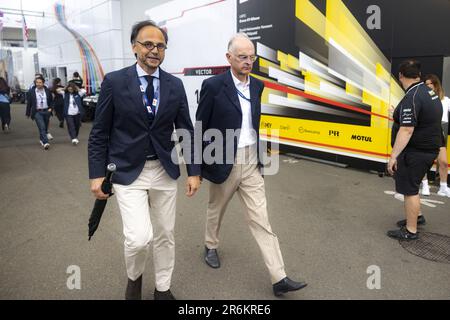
[51,78,65,128]
[387,60,443,240]
[70,72,83,90]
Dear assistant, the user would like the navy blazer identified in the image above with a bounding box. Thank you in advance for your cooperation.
[196,70,264,184]
[26,86,53,120]
[63,93,85,118]
[88,64,200,185]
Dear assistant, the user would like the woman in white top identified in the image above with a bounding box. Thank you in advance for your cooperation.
[63,82,85,145]
[421,74,450,197]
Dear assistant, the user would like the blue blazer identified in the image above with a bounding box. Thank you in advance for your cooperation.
[88,64,200,185]
[196,70,264,184]
[26,86,53,120]
[63,93,85,118]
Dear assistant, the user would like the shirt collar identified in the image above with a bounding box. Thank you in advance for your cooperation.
[230,70,250,89]
[405,81,422,94]
[136,63,159,79]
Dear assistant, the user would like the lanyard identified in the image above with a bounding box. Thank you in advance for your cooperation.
[37,90,45,107]
[140,77,159,115]
[236,88,251,103]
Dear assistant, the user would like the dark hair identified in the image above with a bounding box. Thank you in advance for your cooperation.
[424,74,444,99]
[66,82,79,93]
[0,77,9,93]
[130,20,168,45]
[398,59,421,79]
[35,76,45,83]
[73,72,80,78]
[51,78,61,93]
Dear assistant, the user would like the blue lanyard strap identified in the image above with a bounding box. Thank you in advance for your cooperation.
[140,77,159,114]
[236,88,251,103]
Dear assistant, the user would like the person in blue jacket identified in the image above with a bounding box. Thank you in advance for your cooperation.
[63,82,85,145]
[0,77,11,133]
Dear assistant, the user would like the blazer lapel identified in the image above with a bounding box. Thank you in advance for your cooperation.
[126,65,149,122]
[249,76,260,119]
[224,71,242,114]
[153,69,171,126]
[45,89,52,106]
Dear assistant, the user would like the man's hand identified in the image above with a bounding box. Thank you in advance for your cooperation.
[387,157,397,176]
[186,176,201,197]
[90,177,109,200]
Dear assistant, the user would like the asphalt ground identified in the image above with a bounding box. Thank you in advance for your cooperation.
[1,104,449,300]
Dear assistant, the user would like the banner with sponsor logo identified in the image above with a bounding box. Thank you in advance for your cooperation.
[151,0,425,172]
[237,0,407,171]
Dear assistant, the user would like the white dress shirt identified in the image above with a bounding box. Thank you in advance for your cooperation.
[67,94,80,115]
[35,88,48,110]
[441,96,450,123]
[231,71,257,148]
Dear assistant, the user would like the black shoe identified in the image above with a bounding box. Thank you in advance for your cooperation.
[396,215,426,228]
[387,226,419,241]
[59,121,64,128]
[154,289,176,300]
[125,275,142,300]
[204,246,220,268]
[273,277,307,296]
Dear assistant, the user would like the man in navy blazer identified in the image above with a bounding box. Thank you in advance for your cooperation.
[26,76,53,149]
[88,20,201,300]
[196,33,307,297]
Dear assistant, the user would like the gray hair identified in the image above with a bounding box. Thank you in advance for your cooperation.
[227,33,253,53]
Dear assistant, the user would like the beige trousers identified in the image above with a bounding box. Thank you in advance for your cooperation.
[114,160,177,291]
[205,145,286,284]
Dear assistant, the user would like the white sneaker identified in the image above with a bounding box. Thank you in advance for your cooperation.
[3,124,9,133]
[421,184,430,196]
[71,138,79,145]
[43,143,50,150]
[437,187,450,197]
[394,193,404,201]
[47,133,53,140]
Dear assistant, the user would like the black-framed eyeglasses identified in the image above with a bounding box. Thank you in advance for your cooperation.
[136,41,167,51]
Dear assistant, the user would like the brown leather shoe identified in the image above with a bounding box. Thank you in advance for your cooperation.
[125,275,142,300]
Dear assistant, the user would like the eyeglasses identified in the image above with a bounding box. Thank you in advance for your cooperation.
[230,53,257,62]
[136,41,167,51]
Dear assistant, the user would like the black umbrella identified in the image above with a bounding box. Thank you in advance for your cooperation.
[88,163,116,240]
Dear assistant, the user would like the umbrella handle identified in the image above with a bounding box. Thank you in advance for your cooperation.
[101,164,116,195]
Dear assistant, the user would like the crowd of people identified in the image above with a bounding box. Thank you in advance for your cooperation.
[0,71,86,148]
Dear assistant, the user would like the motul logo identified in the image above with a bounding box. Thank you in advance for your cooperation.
[351,135,372,142]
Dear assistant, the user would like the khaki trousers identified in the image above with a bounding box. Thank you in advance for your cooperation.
[205,145,286,283]
[114,160,177,291]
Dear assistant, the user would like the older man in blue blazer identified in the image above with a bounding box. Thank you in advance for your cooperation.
[196,33,307,297]
[88,20,201,300]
